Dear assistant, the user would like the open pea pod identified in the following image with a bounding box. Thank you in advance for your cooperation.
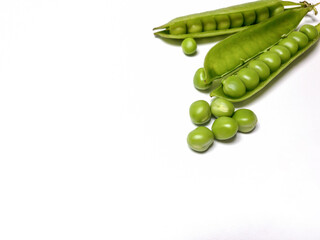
[153,0,303,39]
[210,23,320,102]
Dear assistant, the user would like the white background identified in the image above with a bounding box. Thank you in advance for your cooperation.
[1,0,320,239]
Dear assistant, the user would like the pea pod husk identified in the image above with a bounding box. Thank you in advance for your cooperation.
[203,6,312,81]
[153,0,302,39]
[210,23,320,102]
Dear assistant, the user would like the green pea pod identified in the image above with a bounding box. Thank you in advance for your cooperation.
[153,0,302,39]
[210,23,320,102]
[202,4,316,83]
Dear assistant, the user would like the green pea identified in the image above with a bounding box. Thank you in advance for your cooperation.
[181,38,197,55]
[202,17,216,31]
[193,68,212,90]
[242,10,256,26]
[299,24,319,41]
[229,13,244,28]
[287,31,309,49]
[278,38,299,55]
[187,19,203,33]
[258,52,281,72]
[255,7,269,23]
[232,109,258,133]
[237,68,260,90]
[170,22,186,35]
[248,60,270,81]
[269,3,284,17]
[211,117,238,140]
[187,126,214,152]
[215,15,230,30]
[222,76,246,98]
[269,45,291,63]
[189,100,211,125]
[210,98,234,118]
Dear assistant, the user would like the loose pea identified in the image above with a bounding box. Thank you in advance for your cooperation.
[229,13,244,28]
[232,109,258,133]
[193,68,212,90]
[287,31,309,49]
[202,17,216,31]
[278,38,299,55]
[248,60,270,80]
[210,98,234,118]
[242,10,256,26]
[258,52,282,72]
[299,24,319,40]
[222,76,246,98]
[189,100,211,125]
[237,68,260,90]
[215,15,230,30]
[269,45,291,63]
[181,38,197,55]
[187,19,203,33]
[255,7,269,23]
[170,22,187,35]
[187,126,214,152]
[211,117,238,140]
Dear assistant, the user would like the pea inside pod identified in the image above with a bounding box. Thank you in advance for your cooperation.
[210,23,320,102]
[153,0,299,39]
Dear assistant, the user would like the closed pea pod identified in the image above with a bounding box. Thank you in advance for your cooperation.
[153,0,297,39]
[210,23,320,102]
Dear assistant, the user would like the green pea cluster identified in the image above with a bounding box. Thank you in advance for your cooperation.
[221,24,319,98]
[170,4,284,35]
[187,98,258,152]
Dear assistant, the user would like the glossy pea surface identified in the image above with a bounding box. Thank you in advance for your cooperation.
[258,52,281,72]
[237,68,260,90]
[189,100,211,125]
[181,38,197,55]
[187,127,214,152]
[269,45,291,63]
[193,68,211,90]
[279,38,299,55]
[287,31,309,49]
[222,76,246,98]
[232,109,258,133]
[211,117,238,140]
[248,60,270,80]
[210,98,234,118]
[299,24,319,40]
[243,10,256,26]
